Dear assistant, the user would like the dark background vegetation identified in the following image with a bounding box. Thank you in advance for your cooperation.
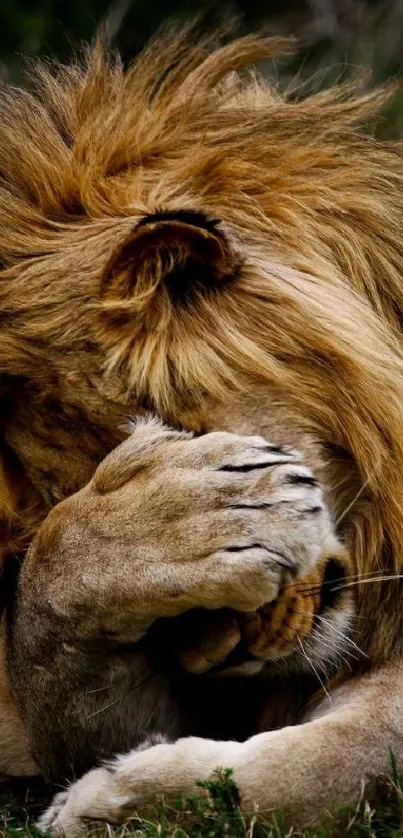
[2,1,403,136]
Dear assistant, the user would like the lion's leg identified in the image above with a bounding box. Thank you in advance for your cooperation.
[38,659,403,836]
[14,420,333,643]
[9,419,339,782]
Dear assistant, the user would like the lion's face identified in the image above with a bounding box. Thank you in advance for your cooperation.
[170,532,355,682]
[242,553,355,679]
[1,197,358,682]
[2,29,403,676]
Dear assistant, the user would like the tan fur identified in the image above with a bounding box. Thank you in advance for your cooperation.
[177,559,334,674]
[10,419,349,781]
[40,661,403,835]
[0,27,403,828]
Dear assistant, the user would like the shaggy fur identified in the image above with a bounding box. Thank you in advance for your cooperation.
[2,26,403,825]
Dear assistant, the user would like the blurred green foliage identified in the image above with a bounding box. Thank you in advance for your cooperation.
[0,0,301,68]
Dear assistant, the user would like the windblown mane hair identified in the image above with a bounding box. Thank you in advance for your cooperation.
[1,28,403,659]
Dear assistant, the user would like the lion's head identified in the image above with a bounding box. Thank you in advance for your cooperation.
[1,28,403,674]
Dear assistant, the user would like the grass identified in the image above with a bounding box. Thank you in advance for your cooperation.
[2,766,403,838]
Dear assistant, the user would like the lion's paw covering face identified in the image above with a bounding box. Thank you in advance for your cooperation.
[175,546,354,679]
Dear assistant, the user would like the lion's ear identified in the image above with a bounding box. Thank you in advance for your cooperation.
[101,210,239,312]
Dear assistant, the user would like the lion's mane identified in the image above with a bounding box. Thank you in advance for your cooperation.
[0,29,403,668]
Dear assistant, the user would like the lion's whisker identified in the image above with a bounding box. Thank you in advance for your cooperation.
[297,636,332,705]
[284,568,390,594]
[321,569,390,583]
[86,696,121,720]
[339,655,353,673]
[309,623,359,663]
[309,626,357,671]
[85,685,111,695]
[333,474,374,531]
[297,571,403,600]
[330,574,403,592]
[313,613,367,658]
[289,608,363,659]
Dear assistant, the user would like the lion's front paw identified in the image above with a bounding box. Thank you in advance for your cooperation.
[37,770,112,837]
[37,789,76,837]
[183,432,331,615]
[164,438,334,672]
[55,419,334,646]
[84,422,332,625]
[38,738,242,837]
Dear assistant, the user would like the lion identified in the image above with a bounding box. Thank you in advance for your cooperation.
[1,26,403,834]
